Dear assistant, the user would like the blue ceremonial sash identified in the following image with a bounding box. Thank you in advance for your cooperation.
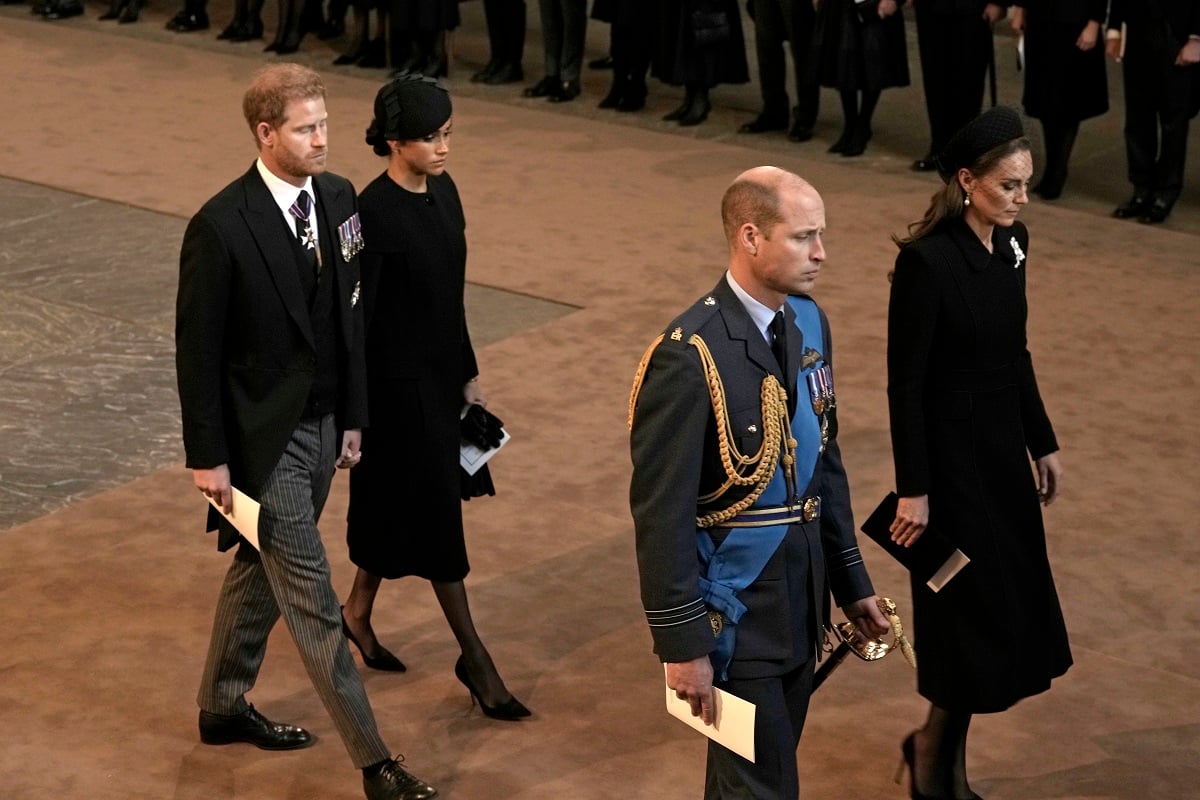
[697,296,829,680]
[785,294,827,492]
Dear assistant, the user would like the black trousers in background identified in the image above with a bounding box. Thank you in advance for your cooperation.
[1121,27,1196,201]
[915,4,992,158]
[537,0,588,81]
[751,0,818,128]
[482,0,527,68]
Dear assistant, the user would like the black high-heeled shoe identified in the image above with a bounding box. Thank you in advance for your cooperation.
[341,607,407,672]
[896,733,983,800]
[454,655,531,721]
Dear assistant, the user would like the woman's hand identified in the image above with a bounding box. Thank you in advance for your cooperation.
[890,494,929,547]
[1036,451,1063,506]
[1106,32,1123,62]
[983,2,1006,24]
[1177,38,1200,66]
[463,376,485,407]
[878,0,898,19]
[1077,20,1100,51]
[1009,6,1024,34]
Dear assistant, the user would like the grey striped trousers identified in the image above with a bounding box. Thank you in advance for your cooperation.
[197,415,390,768]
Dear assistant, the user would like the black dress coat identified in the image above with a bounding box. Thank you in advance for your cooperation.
[176,166,368,551]
[1016,0,1108,122]
[655,0,750,87]
[887,218,1072,713]
[346,171,478,581]
[812,0,909,92]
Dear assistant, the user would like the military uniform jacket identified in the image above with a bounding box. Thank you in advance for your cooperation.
[176,165,368,549]
[630,276,874,676]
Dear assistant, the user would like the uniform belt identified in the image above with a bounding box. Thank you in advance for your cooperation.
[722,497,821,527]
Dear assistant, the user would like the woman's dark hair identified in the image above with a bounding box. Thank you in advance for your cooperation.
[892,136,1031,248]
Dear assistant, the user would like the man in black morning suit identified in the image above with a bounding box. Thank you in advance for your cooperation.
[912,0,1011,171]
[628,167,890,799]
[175,63,437,800]
[1107,0,1200,223]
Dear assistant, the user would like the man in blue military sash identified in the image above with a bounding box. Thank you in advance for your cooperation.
[628,166,890,799]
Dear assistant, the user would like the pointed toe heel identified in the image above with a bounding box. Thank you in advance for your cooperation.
[341,607,407,672]
[454,656,531,721]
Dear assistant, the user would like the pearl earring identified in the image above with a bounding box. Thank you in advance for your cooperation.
[964,192,972,207]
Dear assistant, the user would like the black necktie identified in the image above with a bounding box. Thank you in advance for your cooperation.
[771,310,797,419]
[289,190,318,272]
[770,310,788,377]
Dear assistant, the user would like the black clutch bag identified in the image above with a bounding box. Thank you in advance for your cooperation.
[859,493,970,592]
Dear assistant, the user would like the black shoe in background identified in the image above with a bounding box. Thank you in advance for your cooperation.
[1138,196,1174,224]
[1113,191,1153,219]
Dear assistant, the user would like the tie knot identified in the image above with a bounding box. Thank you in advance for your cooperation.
[290,190,312,221]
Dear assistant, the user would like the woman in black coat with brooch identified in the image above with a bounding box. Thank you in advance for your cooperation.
[343,76,530,721]
[811,0,910,156]
[1011,0,1109,199]
[887,107,1072,800]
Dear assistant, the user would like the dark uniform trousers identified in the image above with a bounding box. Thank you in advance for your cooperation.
[1121,18,1196,201]
[197,415,390,768]
[752,0,820,128]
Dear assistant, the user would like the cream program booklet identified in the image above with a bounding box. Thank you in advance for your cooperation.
[664,668,756,763]
[206,487,261,550]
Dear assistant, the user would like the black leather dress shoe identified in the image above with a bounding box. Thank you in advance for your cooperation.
[199,705,314,750]
[547,79,580,103]
[363,758,438,800]
[678,98,711,127]
[166,10,209,31]
[1138,197,1173,224]
[911,156,938,172]
[41,0,84,18]
[117,0,142,23]
[1113,191,1152,219]
[523,76,560,98]
[483,62,523,85]
[587,55,613,70]
[787,118,813,142]
[738,112,788,134]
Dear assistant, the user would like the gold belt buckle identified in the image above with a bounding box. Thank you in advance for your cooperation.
[801,496,820,522]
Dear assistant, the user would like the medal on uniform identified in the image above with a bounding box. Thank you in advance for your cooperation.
[338,213,364,262]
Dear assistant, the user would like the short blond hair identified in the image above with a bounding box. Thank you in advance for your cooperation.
[242,63,325,141]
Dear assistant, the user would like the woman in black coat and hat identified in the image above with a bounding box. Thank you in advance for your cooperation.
[887,106,1072,799]
[342,76,531,722]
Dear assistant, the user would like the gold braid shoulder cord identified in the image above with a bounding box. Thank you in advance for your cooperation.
[629,333,797,528]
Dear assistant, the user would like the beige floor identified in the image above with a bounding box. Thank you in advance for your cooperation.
[1,7,1198,800]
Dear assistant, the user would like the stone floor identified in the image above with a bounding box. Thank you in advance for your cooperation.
[0,6,1197,800]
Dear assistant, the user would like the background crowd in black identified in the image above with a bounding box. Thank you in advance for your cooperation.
[14,0,1200,223]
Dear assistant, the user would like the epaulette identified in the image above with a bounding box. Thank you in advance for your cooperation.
[662,292,722,346]
[628,293,722,430]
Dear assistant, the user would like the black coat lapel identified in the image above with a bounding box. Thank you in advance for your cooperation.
[240,167,314,347]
